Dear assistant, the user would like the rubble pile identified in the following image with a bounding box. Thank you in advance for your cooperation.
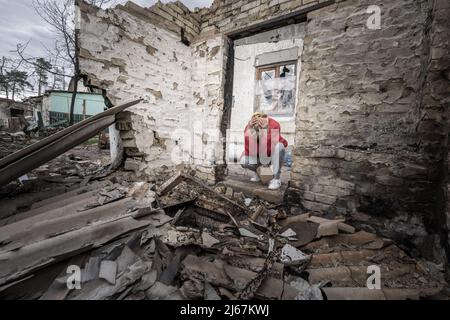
[42,146,110,179]
[1,125,110,199]
[0,127,68,161]
[0,131,34,159]
[0,144,111,199]
[0,172,447,300]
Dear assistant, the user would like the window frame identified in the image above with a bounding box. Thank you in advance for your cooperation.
[254,60,298,117]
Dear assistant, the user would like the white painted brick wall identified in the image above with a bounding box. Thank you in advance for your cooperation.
[79,5,226,180]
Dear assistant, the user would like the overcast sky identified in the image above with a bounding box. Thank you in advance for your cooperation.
[0,0,213,58]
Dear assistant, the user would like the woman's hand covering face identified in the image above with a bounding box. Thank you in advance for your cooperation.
[250,117,259,128]
[258,117,268,128]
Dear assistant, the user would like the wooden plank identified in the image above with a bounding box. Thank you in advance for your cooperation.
[0,198,132,253]
[184,174,246,213]
[0,215,153,286]
[30,180,112,210]
[223,178,285,204]
[0,186,74,221]
[157,172,246,218]
[19,189,100,218]
[0,194,103,243]
[156,172,185,196]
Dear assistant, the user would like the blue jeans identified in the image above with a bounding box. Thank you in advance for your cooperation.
[240,142,285,179]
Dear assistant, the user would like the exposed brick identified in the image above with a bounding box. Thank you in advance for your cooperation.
[78,0,450,263]
[124,158,141,172]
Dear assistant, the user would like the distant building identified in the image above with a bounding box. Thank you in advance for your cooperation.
[41,91,107,126]
[0,98,34,130]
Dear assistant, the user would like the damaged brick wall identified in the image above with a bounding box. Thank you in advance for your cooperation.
[190,36,229,182]
[284,0,450,263]
[76,0,227,182]
[76,0,331,183]
[198,0,330,33]
[416,0,450,269]
[77,0,449,264]
[203,0,450,267]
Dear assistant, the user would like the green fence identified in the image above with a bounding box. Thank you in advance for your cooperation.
[49,111,91,125]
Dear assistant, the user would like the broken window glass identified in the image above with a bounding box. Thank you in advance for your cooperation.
[255,63,297,116]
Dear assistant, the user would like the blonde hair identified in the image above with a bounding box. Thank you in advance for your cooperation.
[251,112,267,119]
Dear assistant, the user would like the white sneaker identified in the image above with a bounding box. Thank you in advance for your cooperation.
[250,173,261,182]
[268,179,281,190]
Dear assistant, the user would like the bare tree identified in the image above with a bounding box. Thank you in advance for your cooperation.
[32,0,117,68]
[15,41,72,81]
[30,0,117,124]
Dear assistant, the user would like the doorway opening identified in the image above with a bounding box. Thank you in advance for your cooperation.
[221,22,306,203]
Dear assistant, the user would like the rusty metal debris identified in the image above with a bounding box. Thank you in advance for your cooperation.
[0,171,447,300]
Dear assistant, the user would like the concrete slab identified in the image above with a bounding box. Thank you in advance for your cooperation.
[227,164,291,184]
[223,175,286,204]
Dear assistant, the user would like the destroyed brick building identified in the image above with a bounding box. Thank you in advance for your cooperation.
[0,98,34,130]
[76,0,450,269]
[0,0,449,302]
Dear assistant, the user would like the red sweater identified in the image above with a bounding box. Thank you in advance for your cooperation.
[244,118,288,158]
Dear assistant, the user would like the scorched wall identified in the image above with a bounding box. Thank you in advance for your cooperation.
[284,0,449,263]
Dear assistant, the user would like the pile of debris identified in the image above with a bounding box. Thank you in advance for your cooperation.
[0,172,447,300]
[1,123,111,197]
[0,124,68,160]
[0,144,112,199]
[0,131,35,159]
[37,145,111,179]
